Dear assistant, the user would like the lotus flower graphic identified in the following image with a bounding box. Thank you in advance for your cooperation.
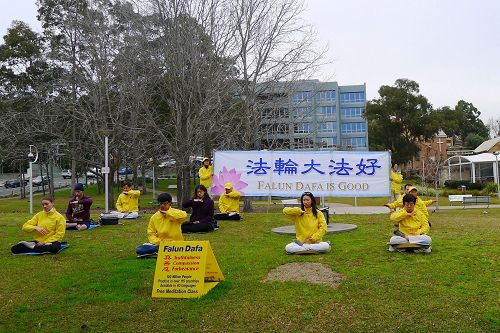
[212,166,248,195]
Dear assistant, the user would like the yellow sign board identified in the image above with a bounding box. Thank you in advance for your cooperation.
[151,240,224,298]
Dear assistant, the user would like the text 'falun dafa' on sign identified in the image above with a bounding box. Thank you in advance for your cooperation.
[152,240,224,298]
[212,150,391,197]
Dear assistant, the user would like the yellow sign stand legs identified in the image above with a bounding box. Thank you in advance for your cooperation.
[151,240,224,298]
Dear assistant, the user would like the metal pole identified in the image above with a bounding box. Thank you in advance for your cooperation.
[152,166,156,199]
[29,161,33,214]
[105,136,109,213]
[496,153,500,199]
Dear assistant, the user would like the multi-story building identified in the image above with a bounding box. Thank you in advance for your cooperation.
[257,80,368,151]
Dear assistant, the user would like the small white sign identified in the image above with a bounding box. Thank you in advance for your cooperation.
[101,167,110,174]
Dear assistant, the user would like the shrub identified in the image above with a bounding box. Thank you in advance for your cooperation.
[482,182,498,194]
[443,180,484,190]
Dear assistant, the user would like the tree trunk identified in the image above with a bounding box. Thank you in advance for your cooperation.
[243,197,254,212]
[141,167,147,194]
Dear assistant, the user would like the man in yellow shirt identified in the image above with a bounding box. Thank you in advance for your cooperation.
[198,157,213,195]
[135,192,187,256]
[214,182,241,221]
[113,182,141,219]
[11,197,66,254]
[388,194,432,253]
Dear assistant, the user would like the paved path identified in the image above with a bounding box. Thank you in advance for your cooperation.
[325,202,500,215]
[272,223,358,235]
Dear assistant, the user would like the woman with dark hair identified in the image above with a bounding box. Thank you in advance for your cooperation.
[11,197,66,254]
[181,185,217,233]
[282,192,330,254]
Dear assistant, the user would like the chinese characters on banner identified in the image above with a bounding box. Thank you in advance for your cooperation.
[213,151,391,197]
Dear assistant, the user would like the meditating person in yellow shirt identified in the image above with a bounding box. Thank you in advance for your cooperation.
[11,197,66,254]
[283,192,330,254]
[388,194,432,253]
[135,193,187,256]
[214,182,242,221]
[114,182,141,219]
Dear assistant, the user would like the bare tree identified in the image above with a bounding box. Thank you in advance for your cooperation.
[487,117,500,138]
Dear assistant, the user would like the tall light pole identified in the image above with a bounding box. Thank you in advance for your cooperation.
[103,136,110,213]
[494,151,500,199]
[28,145,39,214]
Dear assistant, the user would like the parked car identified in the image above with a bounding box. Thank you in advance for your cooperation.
[118,167,134,175]
[159,159,176,168]
[4,179,27,188]
[61,169,72,179]
[87,167,101,178]
[32,176,49,186]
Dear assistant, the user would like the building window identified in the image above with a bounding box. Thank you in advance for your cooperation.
[293,138,314,149]
[341,137,367,148]
[293,107,312,119]
[341,122,366,134]
[317,90,336,102]
[340,92,365,103]
[261,107,289,119]
[341,107,364,118]
[294,123,311,134]
[260,123,289,135]
[318,106,336,118]
[317,121,336,133]
[292,91,311,103]
[318,137,337,148]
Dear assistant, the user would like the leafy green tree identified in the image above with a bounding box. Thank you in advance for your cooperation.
[455,100,489,141]
[464,133,485,149]
[365,79,439,164]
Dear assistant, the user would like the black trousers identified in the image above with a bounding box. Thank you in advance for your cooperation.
[11,241,61,254]
[182,222,215,233]
[214,213,241,221]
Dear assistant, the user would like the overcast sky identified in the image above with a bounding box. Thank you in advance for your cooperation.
[1,0,498,123]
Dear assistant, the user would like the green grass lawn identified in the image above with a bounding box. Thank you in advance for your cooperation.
[0,204,498,332]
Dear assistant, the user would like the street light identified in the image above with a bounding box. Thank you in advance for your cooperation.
[494,151,500,199]
[28,145,39,214]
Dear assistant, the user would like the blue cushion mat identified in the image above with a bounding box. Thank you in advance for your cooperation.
[13,243,70,255]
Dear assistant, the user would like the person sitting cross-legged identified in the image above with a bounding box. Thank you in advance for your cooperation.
[66,183,93,230]
[113,182,141,219]
[135,193,188,256]
[182,185,217,233]
[214,182,241,221]
[283,192,330,254]
[388,194,432,253]
[11,197,66,254]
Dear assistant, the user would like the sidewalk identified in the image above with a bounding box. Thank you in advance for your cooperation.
[325,202,500,215]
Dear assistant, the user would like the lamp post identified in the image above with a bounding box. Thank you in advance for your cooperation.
[495,151,500,199]
[103,136,110,213]
[28,145,39,214]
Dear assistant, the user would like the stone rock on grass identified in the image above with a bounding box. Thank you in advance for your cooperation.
[262,262,344,288]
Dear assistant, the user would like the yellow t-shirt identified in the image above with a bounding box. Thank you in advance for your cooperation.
[22,209,66,243]
[147,208,188,245]
[218,191,241,213]
[283,207,327,243]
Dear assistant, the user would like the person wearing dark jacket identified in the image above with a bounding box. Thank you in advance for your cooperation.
[65,183,93,230]
[181,185,217,233]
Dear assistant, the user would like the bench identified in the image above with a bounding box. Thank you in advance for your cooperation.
[462,196,490,208]
[448,194,472,205]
